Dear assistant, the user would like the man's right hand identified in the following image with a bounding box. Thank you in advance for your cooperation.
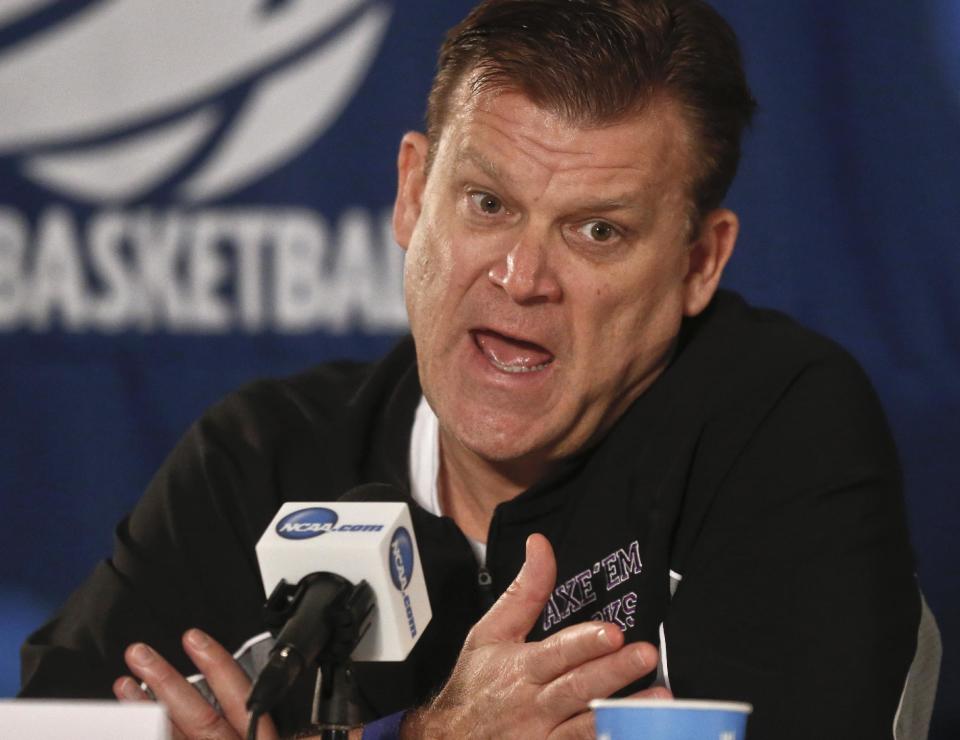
[402,534,670,739]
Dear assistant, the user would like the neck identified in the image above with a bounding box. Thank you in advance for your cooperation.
[437,427,550,543]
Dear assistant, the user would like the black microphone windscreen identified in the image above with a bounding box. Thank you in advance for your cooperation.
[337,482,406,503]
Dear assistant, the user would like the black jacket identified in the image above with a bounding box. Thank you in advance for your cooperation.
[20,291,919,739]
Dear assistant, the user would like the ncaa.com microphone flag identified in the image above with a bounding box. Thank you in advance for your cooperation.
[256,501,431,662]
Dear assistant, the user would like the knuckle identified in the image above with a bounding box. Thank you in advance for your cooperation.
[537,627,585,672]
[538,636,568,676]
[559,669,591,704]
[504,577,545,610]
[193,706,227,734]
[149,664,179,691]
[462,626,480,650]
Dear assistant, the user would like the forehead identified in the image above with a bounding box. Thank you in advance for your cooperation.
[434,79,696,199]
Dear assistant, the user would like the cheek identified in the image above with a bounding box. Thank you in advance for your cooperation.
[405,212,449,303]
[404,225,477,343]
[403,239,433,302]
[578,264,686,361]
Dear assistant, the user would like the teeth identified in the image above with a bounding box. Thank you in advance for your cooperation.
[488,356,552,373]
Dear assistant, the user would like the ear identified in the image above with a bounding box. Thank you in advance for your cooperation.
[682,208,739,317]
[393,132,430,251]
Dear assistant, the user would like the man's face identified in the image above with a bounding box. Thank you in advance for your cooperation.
[395,83,729,475]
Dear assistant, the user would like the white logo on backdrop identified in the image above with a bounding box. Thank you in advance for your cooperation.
[0,0,391,203]
[0,0,408,335]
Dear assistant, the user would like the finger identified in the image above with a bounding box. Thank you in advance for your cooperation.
[467,533,557,646]
[525,621,624,684]
[628,685,673,700]
[181,629,276,740]
[548,685,673,740]
[113,675,150,702]
[113,675,188,740]
[537,641,660,721]
[548,709,595,740]
[124,642,236,740]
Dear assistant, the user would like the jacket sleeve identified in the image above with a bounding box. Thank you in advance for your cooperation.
[18,384,289,700]
[666,350,920,740]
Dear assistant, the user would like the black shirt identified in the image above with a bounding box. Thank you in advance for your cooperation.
[20,291,919,739]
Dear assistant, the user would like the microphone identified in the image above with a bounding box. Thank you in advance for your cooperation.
[246,484,432,727]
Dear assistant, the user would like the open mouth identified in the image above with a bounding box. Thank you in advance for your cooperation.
[472,329,555,374]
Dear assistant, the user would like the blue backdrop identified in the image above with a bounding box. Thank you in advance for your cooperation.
[1,1,956,735]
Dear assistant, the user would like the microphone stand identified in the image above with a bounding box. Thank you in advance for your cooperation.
[311,660,357,740]
[310,582,375,739]
[250,574,375,740]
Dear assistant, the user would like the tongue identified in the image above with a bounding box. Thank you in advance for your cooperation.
[474,330,553,370]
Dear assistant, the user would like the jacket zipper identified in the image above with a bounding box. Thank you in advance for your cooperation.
[477,565,496,610]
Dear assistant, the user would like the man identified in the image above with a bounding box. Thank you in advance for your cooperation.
[21,1,932,738]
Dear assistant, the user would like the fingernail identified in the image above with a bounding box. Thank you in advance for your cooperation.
[130,643,155,666]
[633,645,650,670]
[118,677,143,701]
[186,628,210,649]
[597,626,614,647]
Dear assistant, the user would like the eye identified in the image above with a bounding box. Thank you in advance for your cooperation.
[469,191,504,215]
[577,220,620,243]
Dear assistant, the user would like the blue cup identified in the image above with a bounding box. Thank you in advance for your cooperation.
[590,698,752,739]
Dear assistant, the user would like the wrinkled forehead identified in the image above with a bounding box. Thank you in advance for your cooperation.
[435,74,699,199]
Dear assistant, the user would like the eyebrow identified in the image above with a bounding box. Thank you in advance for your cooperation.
[574,198,643,213]
[457,147,504,182]
[456,146,653,218]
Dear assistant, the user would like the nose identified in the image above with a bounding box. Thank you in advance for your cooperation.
[487,227,562,304]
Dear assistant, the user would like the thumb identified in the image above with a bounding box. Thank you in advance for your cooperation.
[467,533,557,646]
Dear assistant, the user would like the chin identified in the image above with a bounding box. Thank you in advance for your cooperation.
[449,414,553,465]
[458,428,530,462]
